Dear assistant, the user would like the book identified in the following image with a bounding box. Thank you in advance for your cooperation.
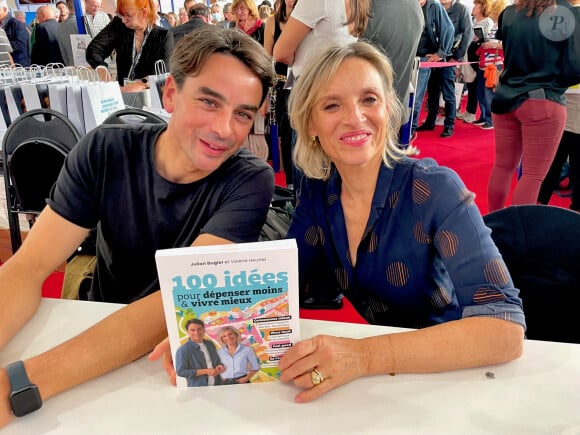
[155,239,299,388]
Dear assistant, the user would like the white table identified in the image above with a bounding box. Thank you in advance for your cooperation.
[2,298,580,434]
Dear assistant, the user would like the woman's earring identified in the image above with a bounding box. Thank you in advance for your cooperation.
[309,135,318,147]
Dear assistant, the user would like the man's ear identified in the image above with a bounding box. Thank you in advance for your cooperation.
[162,74,176,113]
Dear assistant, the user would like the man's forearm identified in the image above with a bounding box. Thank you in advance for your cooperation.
[0,261,44,351]
[13,291,167,403]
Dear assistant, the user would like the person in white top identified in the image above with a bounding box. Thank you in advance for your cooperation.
[272,0,369,78]
[83,0,111,37]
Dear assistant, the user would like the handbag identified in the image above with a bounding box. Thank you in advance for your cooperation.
[459,56,476,84]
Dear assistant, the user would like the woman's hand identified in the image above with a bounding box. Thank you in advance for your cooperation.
[279,335,368,403]
[147,337,176,386]
[120,81,148,93]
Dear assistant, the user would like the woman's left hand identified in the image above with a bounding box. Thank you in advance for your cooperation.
[279,335,367,403]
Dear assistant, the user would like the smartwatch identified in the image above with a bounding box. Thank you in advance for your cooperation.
[5,361,43,417]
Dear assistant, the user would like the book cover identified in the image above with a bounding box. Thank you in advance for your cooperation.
[156,239,299,388]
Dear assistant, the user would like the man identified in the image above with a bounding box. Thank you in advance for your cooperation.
[362,0,423,136]
[410,0,453,139]
[31,5,64,65]
[175,319,225,387]
[0,26,12,66]
[0,1,30,66]
[171,3,210,44]
[56,0,70,23]
[0,26,275,428]
[418,0,473,138]
[56,0,78,66]
[83,0,110,38]
[218,3,234,29]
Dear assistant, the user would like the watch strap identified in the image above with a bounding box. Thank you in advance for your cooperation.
[5,361,32,392]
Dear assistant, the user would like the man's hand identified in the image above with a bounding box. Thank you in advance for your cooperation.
[426,53,442,62]
[147,338,176,386]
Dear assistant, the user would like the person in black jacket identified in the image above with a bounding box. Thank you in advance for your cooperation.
[31,5,64,66]
[171,3,210,44]
[86,0,174,89]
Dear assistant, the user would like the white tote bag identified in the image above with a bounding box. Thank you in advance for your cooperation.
[82,81,124,132]
[48,82,68,115]
[148,60,169,109]
[66,81,86,135]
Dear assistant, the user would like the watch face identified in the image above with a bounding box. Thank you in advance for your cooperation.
[10,386,43,417]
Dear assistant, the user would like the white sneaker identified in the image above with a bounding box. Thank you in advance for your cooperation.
[463,113,476,123]
[456,111,467,120]
[435,116,445,126]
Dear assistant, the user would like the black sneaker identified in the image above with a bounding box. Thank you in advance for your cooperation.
[440,128,454,138]
[481,123,494,130]
[472,119,486,126]
[416,123,435,131]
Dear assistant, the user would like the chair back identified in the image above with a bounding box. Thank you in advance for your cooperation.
[483,205,580,343]
[102,108,167,125]
[1,109,82,253]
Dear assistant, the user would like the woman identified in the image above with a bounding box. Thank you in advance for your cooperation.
[166,11,178,27]
[472,1,502,130]
[177,7,188,24]
[273,0,369,79]
[216,326,260,384]
[86,0,174,89]
[232,0,266,44]
[487,0,580,211]
[458,0,494,124]
[280,41,525,402]
[264,0,297,188]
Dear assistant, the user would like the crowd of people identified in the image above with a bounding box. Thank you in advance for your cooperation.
[0,0,578,429]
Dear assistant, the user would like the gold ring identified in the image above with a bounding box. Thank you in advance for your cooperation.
[310,368,324,386]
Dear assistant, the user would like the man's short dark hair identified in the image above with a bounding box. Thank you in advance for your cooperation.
[189,3,209,19]
[170,26,276,105]
[223,2,232,13]
[185,318,204,330]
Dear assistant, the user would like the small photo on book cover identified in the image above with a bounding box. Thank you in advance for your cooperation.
[156,239,300,388]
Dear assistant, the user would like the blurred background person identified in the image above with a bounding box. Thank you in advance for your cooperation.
[232,0,265,44]
[57,0,78,66]
[171,3,210,44]
[0,1,31,66]
[83,0,111,38]
[166,11,178,27]
[487,0,579,211]
[31,5,64,65]
[258,3,271,20]
[210,2,222,24]
[178,7,188,24]
[218,3,235,28]
[56,1,70,23]
[458,0,494,124]
[0,26,13,66]
[86,0,174,89]
[264,0,297,188]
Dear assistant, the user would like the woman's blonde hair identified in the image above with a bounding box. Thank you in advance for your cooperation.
[288,41,412,180]
[490,0,510,21]
[218,326,241,345]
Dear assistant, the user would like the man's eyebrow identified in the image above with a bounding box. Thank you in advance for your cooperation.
[199,86,259,113]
